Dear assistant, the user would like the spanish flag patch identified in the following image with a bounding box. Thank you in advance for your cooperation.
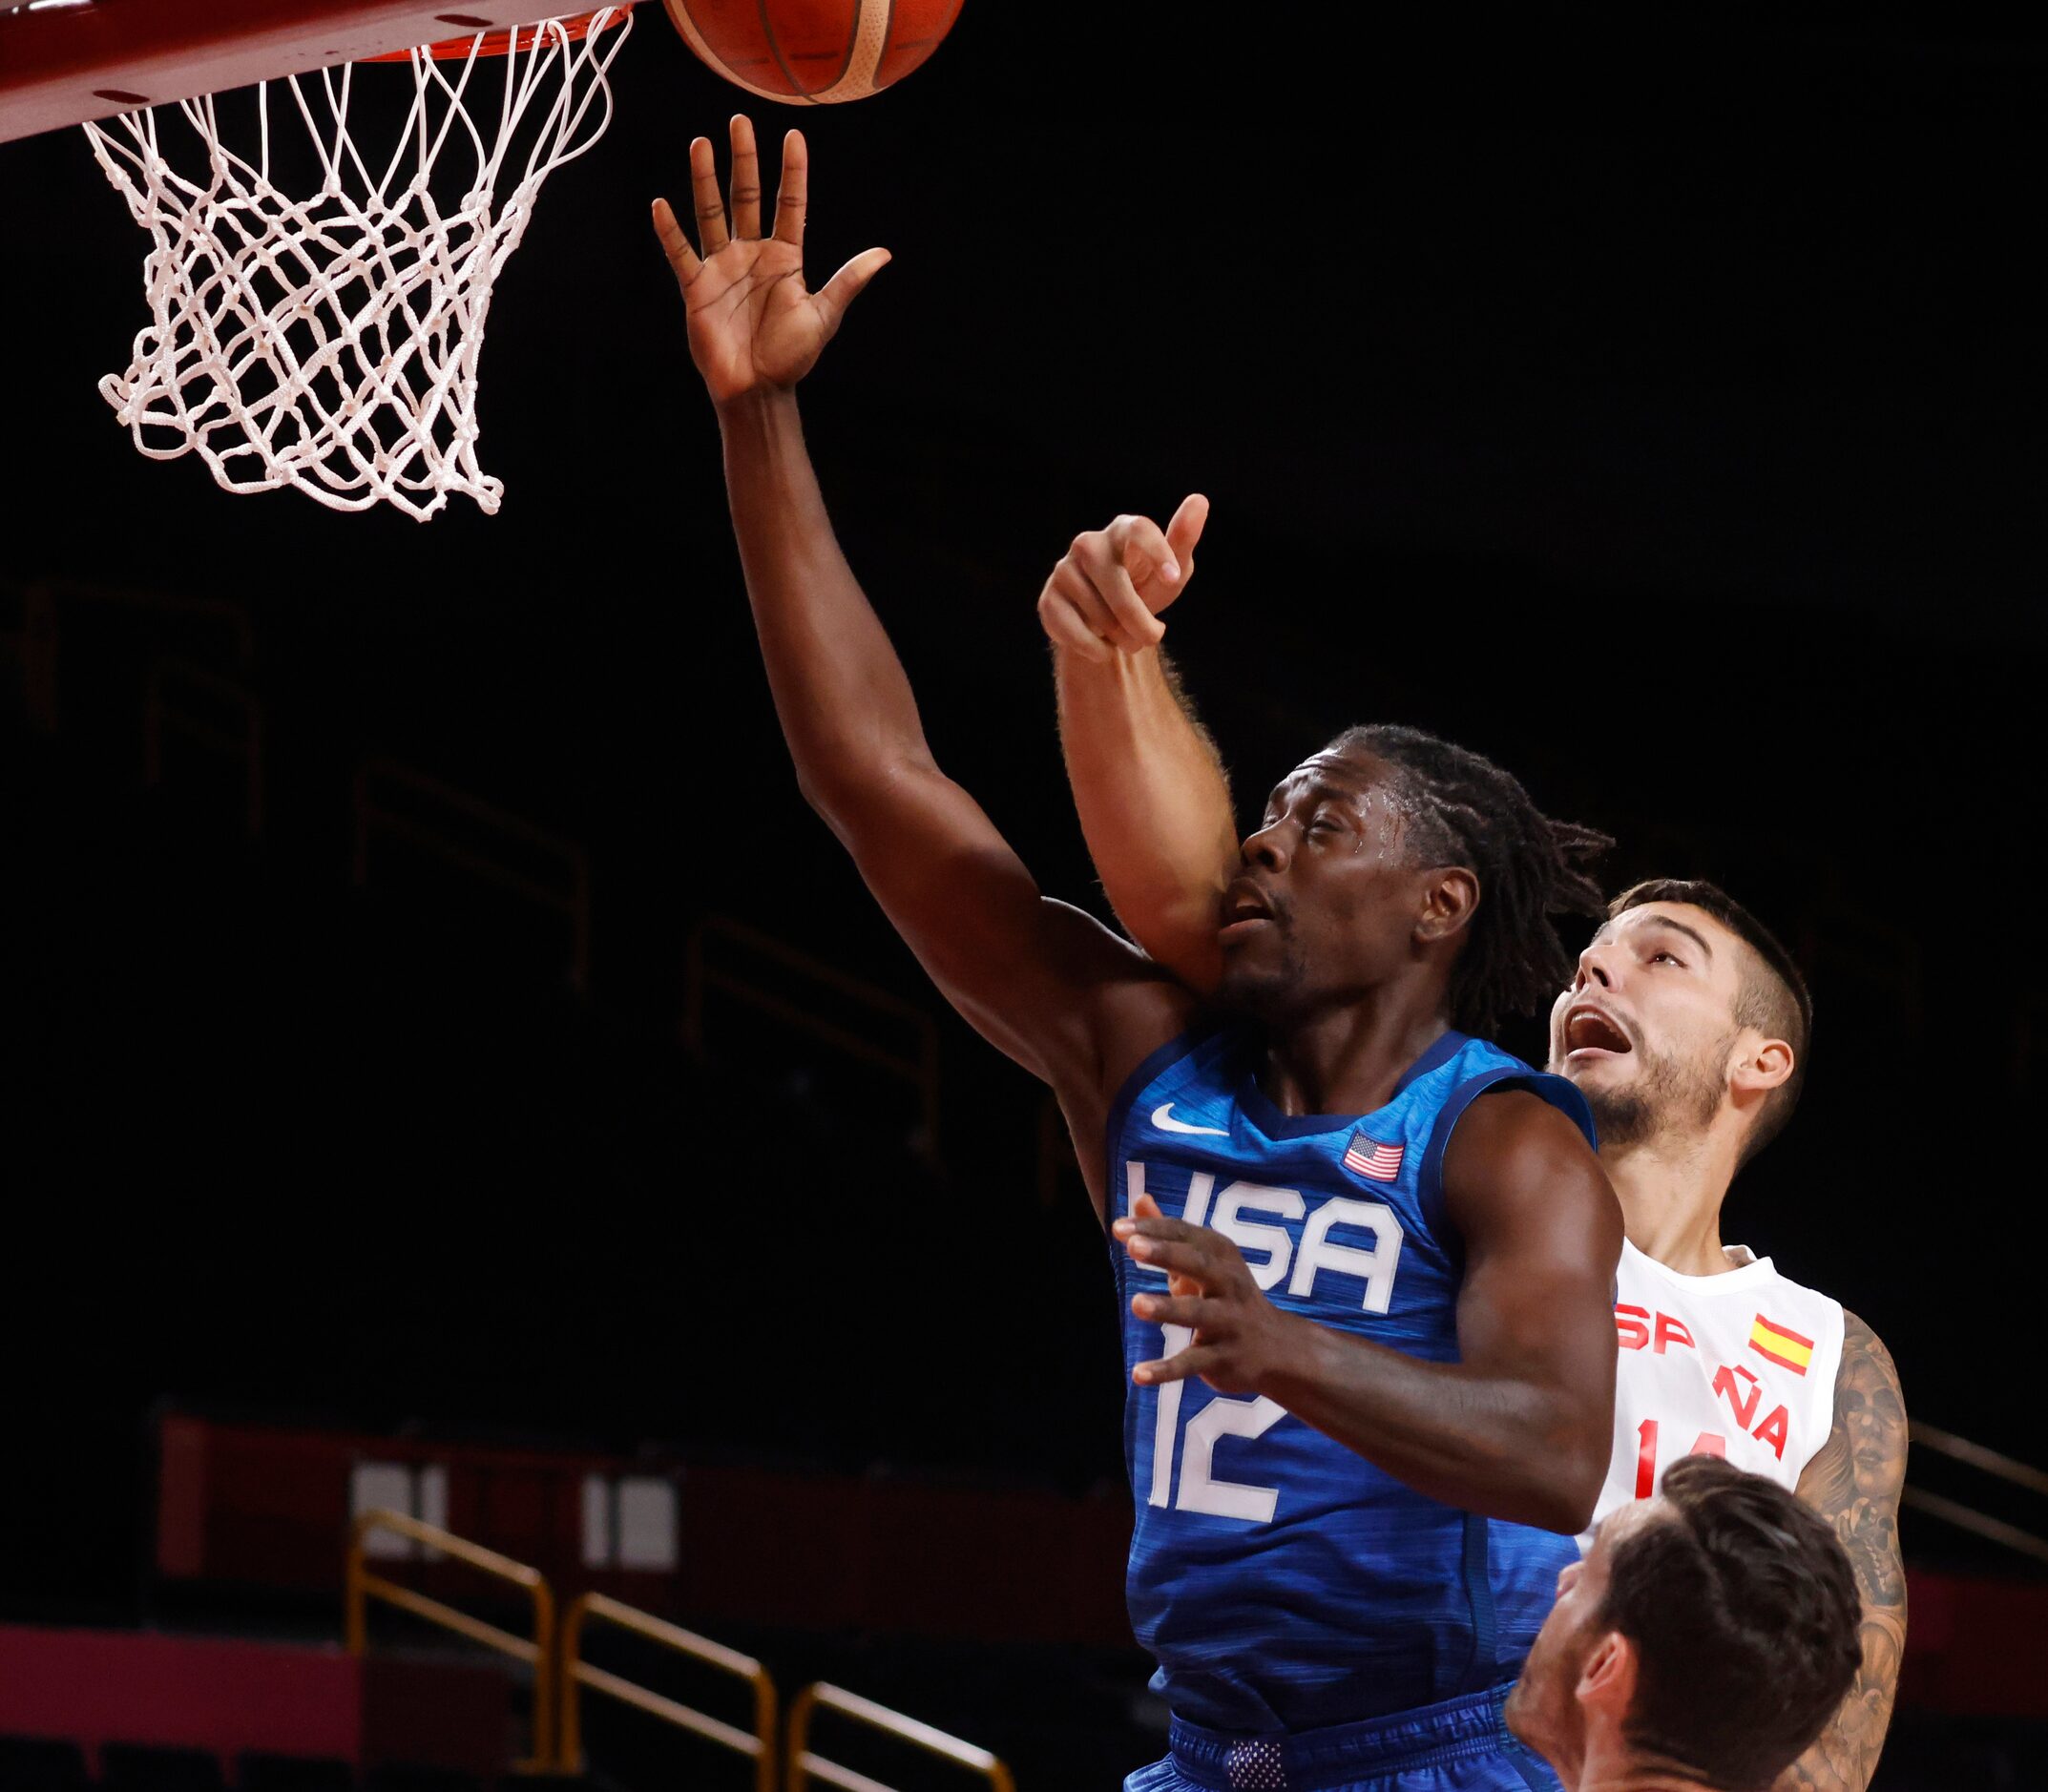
[1749,1314,1814,1376]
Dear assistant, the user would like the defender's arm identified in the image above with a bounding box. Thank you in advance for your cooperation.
[1774,1315,1908,1792]
[1120,1091,1621,1532]
[1042,507,1240,992]
[1055,645,1238,991]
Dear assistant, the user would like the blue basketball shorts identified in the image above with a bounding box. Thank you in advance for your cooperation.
[1121,1686,1558,1792]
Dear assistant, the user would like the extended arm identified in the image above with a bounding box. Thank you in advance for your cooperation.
[657,121,1186,1184]
[1041,509,1241,991]
[1118,1091,1621,1532]
[1775,1315,1908,1792]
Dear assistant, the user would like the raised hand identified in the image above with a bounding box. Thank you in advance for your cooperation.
[1116,1192,1304,1397]
[653,115,890,405]
[1036,495,1210,662]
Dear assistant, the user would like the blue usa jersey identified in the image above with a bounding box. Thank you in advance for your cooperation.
[1107,1027,1598,1735]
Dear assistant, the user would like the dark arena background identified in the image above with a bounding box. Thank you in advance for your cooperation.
[2,6,2044,1789]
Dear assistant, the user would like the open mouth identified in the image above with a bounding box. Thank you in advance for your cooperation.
[1562,1005,1632,1058]
[1218,878,1277,945]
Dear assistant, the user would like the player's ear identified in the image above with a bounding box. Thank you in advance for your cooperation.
[1728,1032,1795,1099]
[1575,1630,1637,1723]
[1413,865,1480,947]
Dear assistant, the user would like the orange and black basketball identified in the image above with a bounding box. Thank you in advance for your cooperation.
[661,0,964,104]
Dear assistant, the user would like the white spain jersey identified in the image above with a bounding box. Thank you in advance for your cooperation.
[1583,1237,1846,1547]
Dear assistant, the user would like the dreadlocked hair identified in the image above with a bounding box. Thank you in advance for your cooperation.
[1326,724,1611,1038]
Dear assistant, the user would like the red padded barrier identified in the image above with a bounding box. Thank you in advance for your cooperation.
[155,1409,1137,1648]
[0,1628,360,1774]
[0,1627,512,1781]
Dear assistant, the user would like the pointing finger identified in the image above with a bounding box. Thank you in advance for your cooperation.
[1165,492,1209,563]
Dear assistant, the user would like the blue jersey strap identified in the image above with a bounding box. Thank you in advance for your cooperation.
[1416,1066,1597,1245]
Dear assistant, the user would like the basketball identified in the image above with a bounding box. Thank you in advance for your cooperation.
[661,0,964,104]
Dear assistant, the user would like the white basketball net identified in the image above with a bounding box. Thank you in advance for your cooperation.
[81,10,633,521]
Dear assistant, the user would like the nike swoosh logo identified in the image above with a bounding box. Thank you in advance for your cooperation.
[1152,1103,1228,1136]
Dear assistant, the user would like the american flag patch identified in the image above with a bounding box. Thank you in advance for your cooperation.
[1343,1131,1404,1182]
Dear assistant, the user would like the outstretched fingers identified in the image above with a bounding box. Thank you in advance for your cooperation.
[773,127,809,247]
[726,114,762,240]
[688,134,729,255]
[650,197,700,285]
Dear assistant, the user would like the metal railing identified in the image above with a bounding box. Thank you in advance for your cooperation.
[1906,1421,2048,1567]
[144,656,264,834]
[787,1683,1014,1792]
[352,756,593,990]
[684,915,941,1156]
[559,1590,778,1791]
[345,1509,558,1767]
[0,580,57,731]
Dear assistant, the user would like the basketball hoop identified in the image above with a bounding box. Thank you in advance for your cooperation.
[81,9,635,521]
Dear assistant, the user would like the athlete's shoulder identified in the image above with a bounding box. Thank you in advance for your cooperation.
[1441,1085,1610,1198]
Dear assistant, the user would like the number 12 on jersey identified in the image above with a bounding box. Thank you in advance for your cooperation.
[1149,1324,1285,1524]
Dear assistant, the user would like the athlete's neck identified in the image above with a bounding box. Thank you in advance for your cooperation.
[1259,1001,1453,1117]
[1571,1723,1717,1792]
[1600,1128,1743,1277]
[1573,1761,1708,1792]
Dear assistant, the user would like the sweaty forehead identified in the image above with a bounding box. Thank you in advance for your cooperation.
[1269,750,1394,808]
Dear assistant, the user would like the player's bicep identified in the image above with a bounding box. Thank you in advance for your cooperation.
[1444,1093,1622,1408]
[833,757,1181,1085]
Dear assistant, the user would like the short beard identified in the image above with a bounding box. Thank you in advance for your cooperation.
[1213,935,1309,1024]
[1584,1034,1731,1148]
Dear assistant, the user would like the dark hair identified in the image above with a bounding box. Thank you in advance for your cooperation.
[1600,1455,1863,1790]
[1325,724,1609,1038]
[1609,878,1812,1168]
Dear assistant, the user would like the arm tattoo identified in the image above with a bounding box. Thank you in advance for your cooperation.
[1774,1310,1908,1792]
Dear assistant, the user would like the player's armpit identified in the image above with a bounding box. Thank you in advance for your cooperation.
[828,753,1194,1189]
[1774,1313,1908,1792]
